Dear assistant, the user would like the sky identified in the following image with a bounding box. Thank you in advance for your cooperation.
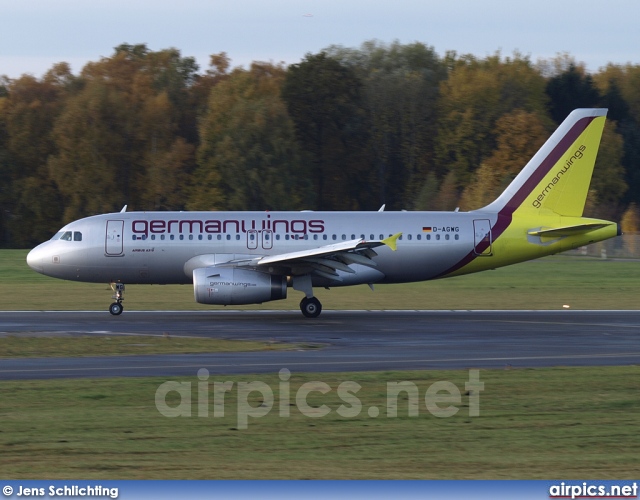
[1,0,639,79]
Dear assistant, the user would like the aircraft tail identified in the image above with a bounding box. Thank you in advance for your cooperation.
[481,108,607,217]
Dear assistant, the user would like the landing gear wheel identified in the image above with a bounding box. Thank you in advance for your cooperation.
[109,282,125,316]
[300,297,322,318]
[109,302,123,316]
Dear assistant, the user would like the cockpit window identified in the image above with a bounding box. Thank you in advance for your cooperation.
[74,231,82,241]
[51,232,63,241]
[60,231,72,241]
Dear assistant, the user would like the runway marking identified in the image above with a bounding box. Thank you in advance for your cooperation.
[2,352,640,374]
[468,319,640,329]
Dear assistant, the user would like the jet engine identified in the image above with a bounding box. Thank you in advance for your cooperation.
[193,267,287,305]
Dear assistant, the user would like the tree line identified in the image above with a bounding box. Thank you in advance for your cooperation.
[1,41,640,248]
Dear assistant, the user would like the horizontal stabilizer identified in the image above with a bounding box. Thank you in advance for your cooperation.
[528,223,611,237]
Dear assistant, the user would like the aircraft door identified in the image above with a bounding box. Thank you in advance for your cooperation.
[262,230,273,250]
[473,219,492,256]
[105,220,124,256]
[247,229,258,250]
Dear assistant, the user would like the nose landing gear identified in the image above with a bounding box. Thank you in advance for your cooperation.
[109,282,125,315]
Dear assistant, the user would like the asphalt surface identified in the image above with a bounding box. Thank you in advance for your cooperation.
[1,310,639,380]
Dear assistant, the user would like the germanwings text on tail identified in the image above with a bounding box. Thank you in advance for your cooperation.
[27,109,621,317]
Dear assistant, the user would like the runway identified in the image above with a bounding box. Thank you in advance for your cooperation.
[1,310,640,380]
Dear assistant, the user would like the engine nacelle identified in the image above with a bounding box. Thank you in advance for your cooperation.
[193,267,287,305]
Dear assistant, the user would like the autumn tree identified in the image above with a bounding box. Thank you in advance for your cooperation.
[546,64,601,124]
[459,110,551,210]
[0,65,72,245]
[282,52,373,210]
[48,44,199,220]
[585,121,628,218]
[431,52,549,211]
[593,64,640,209]
[191,62,312,211]
[620,202,639,255]
[434,52,548,188]
[327,41,446,208]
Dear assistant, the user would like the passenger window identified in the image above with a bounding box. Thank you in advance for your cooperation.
[407,234,412,241]
[60,231,72,241]
[323,235,327,240]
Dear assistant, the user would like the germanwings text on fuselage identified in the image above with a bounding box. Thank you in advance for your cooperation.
[131,216,326,239]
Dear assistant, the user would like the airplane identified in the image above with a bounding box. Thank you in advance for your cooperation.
[27,108,621,318]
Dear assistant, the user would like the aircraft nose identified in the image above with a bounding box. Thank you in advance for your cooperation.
[26,246,45,273]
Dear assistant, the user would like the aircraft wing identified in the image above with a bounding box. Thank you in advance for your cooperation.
[228,233,401,281]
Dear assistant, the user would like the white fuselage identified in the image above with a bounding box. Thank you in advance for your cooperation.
[26,211,497,286]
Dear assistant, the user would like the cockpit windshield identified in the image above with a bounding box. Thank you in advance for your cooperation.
[53,231,82,241]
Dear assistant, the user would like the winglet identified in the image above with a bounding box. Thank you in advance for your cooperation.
[382,232,401,251]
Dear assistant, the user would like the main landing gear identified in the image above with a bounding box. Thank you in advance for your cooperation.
[300,297,322,318]
[109,282,125,316]
[293,275,322,318]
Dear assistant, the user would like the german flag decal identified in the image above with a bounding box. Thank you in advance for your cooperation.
[422,227,432,232]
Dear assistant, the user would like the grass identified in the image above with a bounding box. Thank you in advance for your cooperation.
[3,250,639,479]
[0,366,638,479]
[0,335,293,358]
[3,249,640,310]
